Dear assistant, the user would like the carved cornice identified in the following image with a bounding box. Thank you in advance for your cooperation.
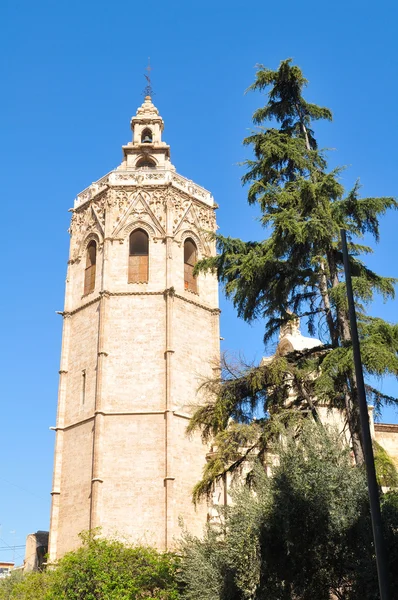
[374,423,398,433]
[74,169,214,210]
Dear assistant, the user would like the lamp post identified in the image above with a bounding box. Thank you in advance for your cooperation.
[340,229,390,600]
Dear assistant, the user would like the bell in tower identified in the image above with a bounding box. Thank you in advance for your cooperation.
[141,128,153,143]
[119,95,172,170]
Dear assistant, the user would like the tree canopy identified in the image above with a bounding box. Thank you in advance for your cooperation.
[179,424,398,600]
[192,58,398,491]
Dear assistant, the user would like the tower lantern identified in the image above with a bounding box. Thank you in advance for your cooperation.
[48,95,220,560]
[123,95,172,170]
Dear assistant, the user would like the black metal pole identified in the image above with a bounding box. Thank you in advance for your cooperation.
[340,229,390,600]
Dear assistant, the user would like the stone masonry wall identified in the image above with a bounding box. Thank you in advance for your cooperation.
[49,177,219,559]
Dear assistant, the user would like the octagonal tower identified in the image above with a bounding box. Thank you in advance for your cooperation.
[49,96,220,560]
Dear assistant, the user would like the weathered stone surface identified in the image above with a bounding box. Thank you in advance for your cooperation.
[49,96,220,560]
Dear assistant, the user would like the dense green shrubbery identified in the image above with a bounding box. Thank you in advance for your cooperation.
[178,423,398,600]
[0,535,179,600]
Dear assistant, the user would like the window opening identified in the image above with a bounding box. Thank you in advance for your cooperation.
[184,238,197,293]
[141,128,153,143]
[84,241,96,295]
[136,157,156,169]
[129,229,149,283]
[81,369,86,405]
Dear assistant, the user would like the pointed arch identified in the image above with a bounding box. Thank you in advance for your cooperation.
[141,128,153,143]
[129,229,149,283]
[123,220,157,238]
[84,240,97,294]
[184,238,198,293]
[136,156,156,169]
[178,230,204,255]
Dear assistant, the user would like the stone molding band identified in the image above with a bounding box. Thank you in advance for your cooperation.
[53,409,193,432]
[61,289,220,317]
[374,424,398,433]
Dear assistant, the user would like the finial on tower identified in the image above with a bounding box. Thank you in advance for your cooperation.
[143,57,153,97]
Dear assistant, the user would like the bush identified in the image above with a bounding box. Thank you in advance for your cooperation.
[179,423,398,600]
[0,534,180,600]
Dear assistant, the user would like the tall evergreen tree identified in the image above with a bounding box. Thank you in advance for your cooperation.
[190,59,398,495]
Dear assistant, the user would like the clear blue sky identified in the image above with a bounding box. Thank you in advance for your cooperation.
[1,0,397,564]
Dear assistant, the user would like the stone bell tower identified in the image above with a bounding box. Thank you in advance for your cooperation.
[49,96,220,560]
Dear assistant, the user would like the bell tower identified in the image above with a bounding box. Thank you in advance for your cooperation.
[49,96,220,560]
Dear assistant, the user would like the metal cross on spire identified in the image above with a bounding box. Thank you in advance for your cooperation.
[143,57,153,97]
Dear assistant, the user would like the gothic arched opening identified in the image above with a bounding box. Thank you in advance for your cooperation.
[129,229,149,283]
[141,128,153,143]
[84,240,97,295]
[136,156,156,169]
[184,238,198,293]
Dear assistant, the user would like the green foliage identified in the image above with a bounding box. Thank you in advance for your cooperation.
[179,424,398,600]
[4,571,51,600]
[0,570,25,600]
[374,440,398,488]
[0,535,179,600]
[193,57,398,474]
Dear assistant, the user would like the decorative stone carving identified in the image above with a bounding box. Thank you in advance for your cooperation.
[114,190,130,212]
[69,201,105,262]
[169,189,215,234]
[112,191,165,239]
[70,209,87,236]
[70,193,107,235]
[147,189,167,225]
[197,205,217,232]
[172,193,192,232]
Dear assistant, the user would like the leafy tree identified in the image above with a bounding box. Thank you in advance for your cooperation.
[179,424,398,600]
[4,571,51,600]
[373,440,398,488]
[1,535,180,600]
[191,58,398,491]
[0,570,25,600]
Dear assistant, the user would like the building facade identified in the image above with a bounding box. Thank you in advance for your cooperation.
[49,96,220,560]
[0,563,14,579]
[263,321,398,468]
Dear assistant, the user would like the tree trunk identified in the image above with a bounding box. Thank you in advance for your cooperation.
[318,261,338,346]
[328,252,365,465]
[296,377,322,424]
[295,103,311,151]
[337,311,365,465]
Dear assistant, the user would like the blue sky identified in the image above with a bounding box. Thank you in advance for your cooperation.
[1,0,397,564]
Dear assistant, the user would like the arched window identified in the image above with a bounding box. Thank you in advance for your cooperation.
[184,238,197,293]
[141,128,153,143]
[84,240,96,295]
[129,229,149,283]
[136,156,156,169]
